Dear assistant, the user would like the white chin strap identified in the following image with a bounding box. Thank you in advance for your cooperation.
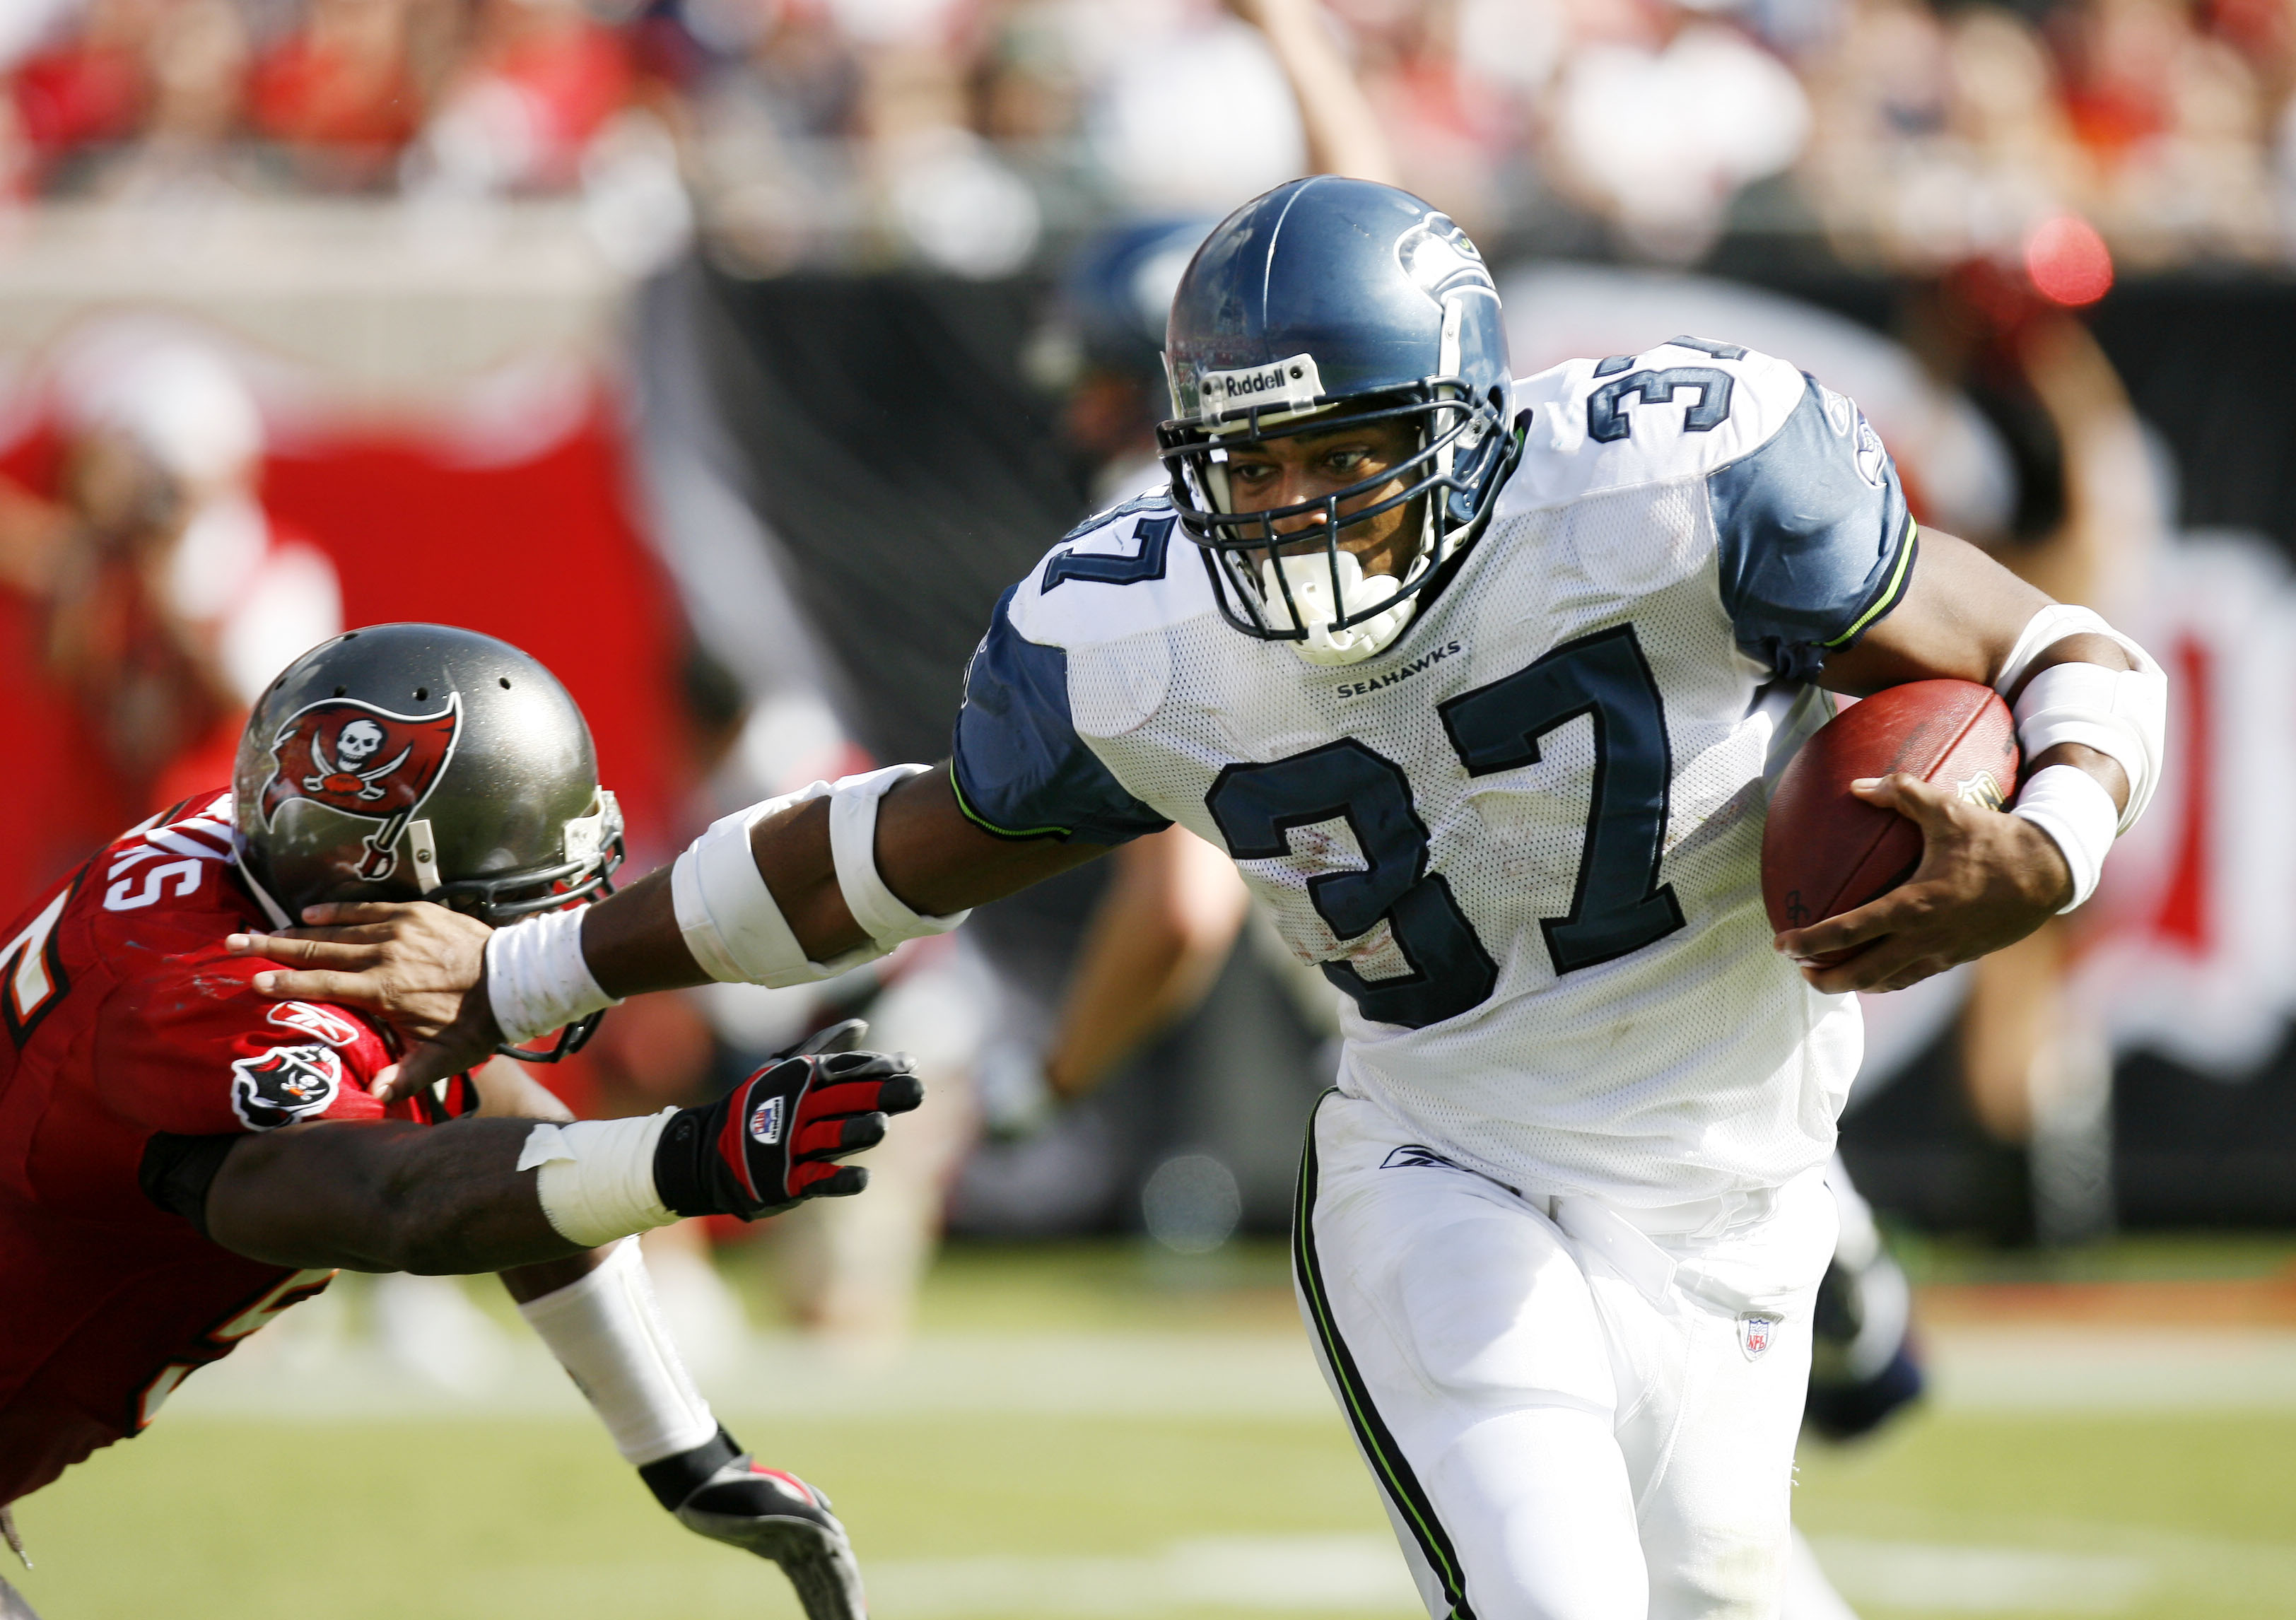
[1260,548,1427,666]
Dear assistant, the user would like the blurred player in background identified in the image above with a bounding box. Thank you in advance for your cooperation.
[1913,267,2165,1244]
[241,180,2164,1616]
[0,331,342,823]
[0,625,925,1620]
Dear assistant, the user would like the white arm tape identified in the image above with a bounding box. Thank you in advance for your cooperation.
[1994,604,2166,834]
[518,1110,679,1248]
[670,782,882,987]
[486,907,621,1047]
[2012,763,2120,913]
[828,763,972,948]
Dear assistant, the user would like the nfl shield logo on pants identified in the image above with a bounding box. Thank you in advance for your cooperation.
[1738,1313,1781,1361]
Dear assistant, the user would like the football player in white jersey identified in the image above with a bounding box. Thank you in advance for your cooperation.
[235,178,2167,1620]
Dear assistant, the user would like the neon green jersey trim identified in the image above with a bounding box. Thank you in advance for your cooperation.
[948,765,1072,841]
[1822,517,1919,650]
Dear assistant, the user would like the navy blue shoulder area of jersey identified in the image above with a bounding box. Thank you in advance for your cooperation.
[949,586,1173,845]
[1707,375,1915,681]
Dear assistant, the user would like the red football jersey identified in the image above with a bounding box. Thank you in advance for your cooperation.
[0,791,416,1505]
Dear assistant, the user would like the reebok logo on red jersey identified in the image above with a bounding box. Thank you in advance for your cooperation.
[256,696,461,881]
[266,1001,364,1048]
[230,1044,344,1131]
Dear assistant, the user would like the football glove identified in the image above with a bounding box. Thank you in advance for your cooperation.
[652,1028,921,1222]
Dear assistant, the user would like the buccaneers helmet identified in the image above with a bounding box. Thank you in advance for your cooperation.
[1156,177,1523,664]
[233,623,622,1057]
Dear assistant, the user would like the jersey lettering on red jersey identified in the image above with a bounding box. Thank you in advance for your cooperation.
[0,791,414,1506]
[0,886,69,1043]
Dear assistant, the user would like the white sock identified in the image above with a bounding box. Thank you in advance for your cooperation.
[516,1238,720,1465]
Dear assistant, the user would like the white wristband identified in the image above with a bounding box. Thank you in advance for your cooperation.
[2011,764,2120,913]
[517,1110,679,1248]
[1993,603,2167,835]
[828,763,972,947]
[2012,659,2165,835]
[669,785,881,986]
[486,908,621,1047]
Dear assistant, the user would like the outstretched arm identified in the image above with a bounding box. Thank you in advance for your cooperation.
[206,1115,575,1272]
[177,1040,923,1272]
[591,768,1110,992]
[230,766,1107,1093]
[209,1056,601,1281]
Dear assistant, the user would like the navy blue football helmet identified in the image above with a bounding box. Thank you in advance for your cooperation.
[1061,215,1215,380]
[1156,177,1522,660]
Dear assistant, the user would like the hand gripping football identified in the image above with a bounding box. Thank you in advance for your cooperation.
[1762,680,2020,950]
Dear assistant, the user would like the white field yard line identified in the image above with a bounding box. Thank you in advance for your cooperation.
[1808,1527,2296,1616]
[454,1529,2296,1619]
[1926,1326,2296,1411]
[457,1536,1424,1617]
[173,1318,2296,1420]
[1808,1539,2155,1615]
[862,1535,1427,1617]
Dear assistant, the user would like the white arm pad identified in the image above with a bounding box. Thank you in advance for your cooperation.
[828,763,972,947]
[667,765,971,987]
[1994,604,2167,835]
[2011,764,2121,912]
[670,784,882,987]
[486,906,621,1047]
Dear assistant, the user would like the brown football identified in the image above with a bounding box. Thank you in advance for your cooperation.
[1762,679,2019,952]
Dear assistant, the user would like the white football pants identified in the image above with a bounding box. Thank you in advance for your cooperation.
[1294,1091,1838,1620]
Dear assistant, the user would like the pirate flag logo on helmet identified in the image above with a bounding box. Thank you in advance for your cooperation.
[258,695,461,881]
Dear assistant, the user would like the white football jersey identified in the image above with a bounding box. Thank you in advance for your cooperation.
[952,340,1916,1207]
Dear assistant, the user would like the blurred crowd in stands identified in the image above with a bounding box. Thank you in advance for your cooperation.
[4,0,2295,273]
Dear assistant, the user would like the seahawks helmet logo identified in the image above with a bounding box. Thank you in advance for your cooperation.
[1395,211,1495,307]
[258,695,461,881]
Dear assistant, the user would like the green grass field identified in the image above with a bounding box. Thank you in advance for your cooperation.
[11,1240,2295,1619]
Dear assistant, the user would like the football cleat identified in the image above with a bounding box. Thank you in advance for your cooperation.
[674,1455,867,1620]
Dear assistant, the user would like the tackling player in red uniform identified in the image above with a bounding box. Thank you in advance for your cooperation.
[0,625,922,1620]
